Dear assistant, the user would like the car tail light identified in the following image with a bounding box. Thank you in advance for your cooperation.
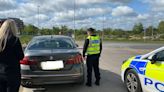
[20,56,37,65]
[66,54,83,64]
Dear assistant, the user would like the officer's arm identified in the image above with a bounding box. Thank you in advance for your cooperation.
[100,39,102,55]
[83,39,89,57]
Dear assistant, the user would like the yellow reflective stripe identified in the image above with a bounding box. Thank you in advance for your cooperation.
[121,57,135,71]
[87,48,100,53]
[87,47,100,50]
[87,51,100,55]
[145,62,164,82]
[89,45,100,48]
[88,36,100,40]
[87,51,100,54]
[91,44,99,46]
[87,46,100,52]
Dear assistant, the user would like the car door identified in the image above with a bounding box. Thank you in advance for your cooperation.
[144,50,164,92]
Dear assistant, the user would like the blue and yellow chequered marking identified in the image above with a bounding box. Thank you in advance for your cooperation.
[122,55,164,92]
[122,55,164,82]
[135,55,142,59]
[130,61,147,75]
[122,55,148,75]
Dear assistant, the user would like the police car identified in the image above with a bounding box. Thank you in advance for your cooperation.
[121,47,164,92]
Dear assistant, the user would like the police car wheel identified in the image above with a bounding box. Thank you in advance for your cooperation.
[125,69,142,92]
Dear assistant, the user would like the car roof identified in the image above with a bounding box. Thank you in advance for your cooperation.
[33,35,72,40]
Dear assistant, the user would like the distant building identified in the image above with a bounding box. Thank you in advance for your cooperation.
[0,18,24,34]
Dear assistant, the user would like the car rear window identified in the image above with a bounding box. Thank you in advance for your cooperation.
[28,38,75,50]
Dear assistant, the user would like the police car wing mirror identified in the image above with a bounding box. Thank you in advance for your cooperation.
[151,55,157,64]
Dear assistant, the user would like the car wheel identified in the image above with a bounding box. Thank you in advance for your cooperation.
[125,69,142,92]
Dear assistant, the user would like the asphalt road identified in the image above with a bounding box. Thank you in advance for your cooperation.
[20,42,163,92]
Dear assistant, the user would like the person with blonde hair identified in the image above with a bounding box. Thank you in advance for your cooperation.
[0,19,24,92]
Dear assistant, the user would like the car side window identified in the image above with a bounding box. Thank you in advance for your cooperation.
[155,50,164,62]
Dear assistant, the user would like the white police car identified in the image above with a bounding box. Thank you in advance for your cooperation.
[121,46,164,92]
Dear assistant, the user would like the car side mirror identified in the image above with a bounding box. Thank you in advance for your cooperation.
[22,47,26,51]
[76,44,79,47]
[151,54,157,64]
[22,43,27,51]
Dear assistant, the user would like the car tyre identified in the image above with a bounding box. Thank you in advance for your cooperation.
[125,69,142,92]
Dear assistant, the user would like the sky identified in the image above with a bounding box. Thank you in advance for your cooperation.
[0,0,164,30]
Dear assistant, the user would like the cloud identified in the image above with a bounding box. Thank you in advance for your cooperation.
[52,7,112,22]
[137,14,150,20]
[0,0,17,11]
[77,0,131,5]
[144,0,164,11]
[22,14,50,28]
[0,0,163,30]
[111,6,137,17]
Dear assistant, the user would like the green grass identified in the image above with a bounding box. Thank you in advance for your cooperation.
[102,39,164,44]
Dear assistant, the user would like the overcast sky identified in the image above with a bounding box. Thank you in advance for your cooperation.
[0,0,164,30]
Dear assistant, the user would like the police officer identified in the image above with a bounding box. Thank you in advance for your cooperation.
[83,28,102,87]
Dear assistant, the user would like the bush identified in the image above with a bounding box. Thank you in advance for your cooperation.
[19,35,33,44]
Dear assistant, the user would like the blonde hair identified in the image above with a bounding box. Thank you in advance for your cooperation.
[0,19,18,52]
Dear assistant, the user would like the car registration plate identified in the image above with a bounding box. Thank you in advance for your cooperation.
[41,60,64,70]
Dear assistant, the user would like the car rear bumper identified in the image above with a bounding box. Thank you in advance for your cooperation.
[21,73,84,86]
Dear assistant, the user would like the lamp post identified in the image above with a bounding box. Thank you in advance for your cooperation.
[37,5,40,35]
[73,0,76,39]
[102,14,105,41]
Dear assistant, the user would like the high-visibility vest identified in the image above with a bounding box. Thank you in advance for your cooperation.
[87,35,100,55]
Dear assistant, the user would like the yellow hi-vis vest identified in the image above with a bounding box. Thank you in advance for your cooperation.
[87,35,100,55]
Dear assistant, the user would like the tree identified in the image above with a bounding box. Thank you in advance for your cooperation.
[146,26,153,36]
[40,28,52,35]
[158,21,164,34]
[52,26,60,35]
[103,28,113,35]
[22,24,38,35]
[132,23,144,34]
[60,25,68,35]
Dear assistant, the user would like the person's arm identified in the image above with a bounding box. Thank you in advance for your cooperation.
[83,39,89,57]
[100,39,102,55]
[14,38,24,61]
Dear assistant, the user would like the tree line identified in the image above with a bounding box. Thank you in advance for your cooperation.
[20,21,164,41]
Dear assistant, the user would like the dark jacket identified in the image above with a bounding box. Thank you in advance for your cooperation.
[83,35,102,57]
[0,35,24,78]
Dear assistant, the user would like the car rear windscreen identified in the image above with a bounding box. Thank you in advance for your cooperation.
[28,38,75,50]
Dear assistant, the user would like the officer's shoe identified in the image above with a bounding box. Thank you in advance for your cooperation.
[86,82,92,87]
[95,81,100,86]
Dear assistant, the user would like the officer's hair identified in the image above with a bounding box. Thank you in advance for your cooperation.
[87,28,95,33]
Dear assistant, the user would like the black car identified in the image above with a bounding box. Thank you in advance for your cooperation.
[20,35,84,87]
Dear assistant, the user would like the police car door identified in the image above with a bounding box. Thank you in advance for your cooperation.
[145,50,164,92]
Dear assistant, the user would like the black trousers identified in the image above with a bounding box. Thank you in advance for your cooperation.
[86,54,100,83]
[0,75,20,92]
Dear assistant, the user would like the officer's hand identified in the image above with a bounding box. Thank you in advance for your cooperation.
[83,56,86,61]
